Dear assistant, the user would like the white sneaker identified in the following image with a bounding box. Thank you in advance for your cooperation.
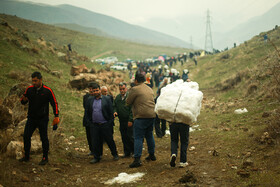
[170,154,176,167]
[179,162,189,168]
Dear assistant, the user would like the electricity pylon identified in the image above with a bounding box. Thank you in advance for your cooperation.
[204,9,214,53]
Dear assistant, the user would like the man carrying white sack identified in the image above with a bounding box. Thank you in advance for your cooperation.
[154,79,203,168]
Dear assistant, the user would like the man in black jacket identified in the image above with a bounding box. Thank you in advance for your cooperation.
[83,83,103,156]
[19,72,60,165]
[85,82,119,164]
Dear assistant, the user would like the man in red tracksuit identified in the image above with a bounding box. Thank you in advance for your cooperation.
[19,72,60,165]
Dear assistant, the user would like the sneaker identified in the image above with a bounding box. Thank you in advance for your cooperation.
[145,154,156,161]
[113,155,119,161]
[170,154,176,167]
[19,156,29,162]
[90,158,100,164]
[39,157,48,165]
[179,162,188,168]
[129,158,142,168]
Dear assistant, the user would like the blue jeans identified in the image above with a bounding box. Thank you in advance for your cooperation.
[170,123,190,163]
[133,118,155,158]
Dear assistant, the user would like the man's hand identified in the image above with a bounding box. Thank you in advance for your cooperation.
[22,95,28,102]
[113,112,118,118]
[128,122,133,127]
[52,117,59,131]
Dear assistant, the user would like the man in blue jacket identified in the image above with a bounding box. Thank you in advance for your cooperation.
[84,82,119,164]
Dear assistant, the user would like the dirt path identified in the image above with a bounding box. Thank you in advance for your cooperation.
[91,51,114,61]
[0,89,279,187]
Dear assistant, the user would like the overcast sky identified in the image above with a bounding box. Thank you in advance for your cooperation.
[21,0,280,25]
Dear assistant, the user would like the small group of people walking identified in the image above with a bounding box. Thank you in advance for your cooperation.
[19,71,190,169]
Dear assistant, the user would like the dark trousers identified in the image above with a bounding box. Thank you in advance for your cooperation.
[85,126,93,153]
[170,123,190,163]
[90,122,117,159]
[23,118,49,158]
[154,115,166,138]
[119,120,134,155]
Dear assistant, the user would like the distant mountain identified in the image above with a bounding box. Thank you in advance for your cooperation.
[0,0,190,48]
[214,2,280,49]
[53,23,111,38]
[135,2,280,50]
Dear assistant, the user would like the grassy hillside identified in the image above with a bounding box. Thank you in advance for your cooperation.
[0,14,188,60]
[0,1,190,48]
[0,13,279,186]
[0,13,189,137]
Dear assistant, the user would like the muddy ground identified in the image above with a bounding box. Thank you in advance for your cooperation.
[0,91,279,187]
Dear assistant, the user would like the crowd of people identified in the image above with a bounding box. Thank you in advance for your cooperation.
[19,54,193,169]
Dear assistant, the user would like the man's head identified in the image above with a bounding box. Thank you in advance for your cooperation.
[134,72,146,85]
[88,82,101,98]
[101,86,108,96]
[31,71,43,88]
[119,82,127,96]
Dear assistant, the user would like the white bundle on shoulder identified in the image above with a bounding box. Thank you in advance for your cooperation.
[155,79,203,124]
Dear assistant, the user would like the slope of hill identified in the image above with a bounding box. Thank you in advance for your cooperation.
[0,13,279,187]
[0,0,191,48]
[0,14,188,60]
[53,23,111,38]
[215,2,280,49]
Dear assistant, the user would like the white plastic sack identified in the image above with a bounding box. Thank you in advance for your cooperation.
[234,108,248,114]
[104,172,145,185]
[155,80,203,124]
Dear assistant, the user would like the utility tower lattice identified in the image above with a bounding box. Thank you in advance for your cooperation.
[204,9,214,53]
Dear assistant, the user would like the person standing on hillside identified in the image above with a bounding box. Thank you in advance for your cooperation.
[83,82,103,156]
[101,86,113,103]
[169,122,190,168]
[19,71,60,165]
[101,85,114,134]
[84,82,119,164]
[126,72,156,168]
[113,82,134,158]
[154,85,167,138]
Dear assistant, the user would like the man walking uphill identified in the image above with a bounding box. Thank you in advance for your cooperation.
[126,72,156,168]
[19,72,60,165]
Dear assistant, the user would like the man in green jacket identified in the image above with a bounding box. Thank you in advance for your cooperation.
[113,82,134,158]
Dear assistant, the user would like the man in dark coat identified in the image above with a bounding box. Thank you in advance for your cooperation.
[84,82,119,164]
[113,82,134,158]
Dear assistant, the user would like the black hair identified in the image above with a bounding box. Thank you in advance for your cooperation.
[88,82,100,89]
[31,71,42,79]
[135,72,146,83]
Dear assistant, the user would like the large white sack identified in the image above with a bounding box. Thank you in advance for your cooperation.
[155,81,203,124]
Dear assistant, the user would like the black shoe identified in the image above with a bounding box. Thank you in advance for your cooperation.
[39,157,48,165]
[19,156,29,162]
[145,154,156,161]
[113,155,119,161]
[129,158,142,168]
[170,154,176,167]
[90,158,100,164]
